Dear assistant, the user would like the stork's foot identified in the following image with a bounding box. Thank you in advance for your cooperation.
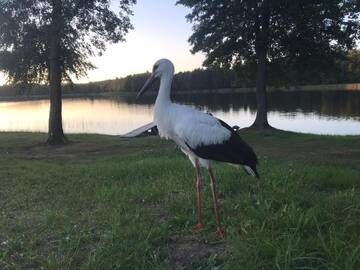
[215,227,224,239]
[192,222,204,231]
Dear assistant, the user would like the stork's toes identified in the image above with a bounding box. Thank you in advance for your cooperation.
[192,223,204,230]
[215,227,224,239]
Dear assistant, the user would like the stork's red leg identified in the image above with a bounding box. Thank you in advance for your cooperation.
[193,159,203,230]
[208,166,224,239]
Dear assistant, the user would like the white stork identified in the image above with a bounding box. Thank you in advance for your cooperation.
[137,59,259,239]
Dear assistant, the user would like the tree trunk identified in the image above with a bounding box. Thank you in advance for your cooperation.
[47,1,66,145]
[250,0,272,129]
[251,48,271,129]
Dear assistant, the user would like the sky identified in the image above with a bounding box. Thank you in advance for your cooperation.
[0,0,204,85]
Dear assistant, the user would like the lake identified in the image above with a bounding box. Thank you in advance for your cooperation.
[0,90,359,135]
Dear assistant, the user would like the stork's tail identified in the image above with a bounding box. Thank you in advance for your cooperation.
[243,165,260,179]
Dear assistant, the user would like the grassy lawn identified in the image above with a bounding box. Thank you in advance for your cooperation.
[0,131,359,269]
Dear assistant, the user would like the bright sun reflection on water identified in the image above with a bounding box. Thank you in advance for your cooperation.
[0,97,359,135]
[0,99,154,135]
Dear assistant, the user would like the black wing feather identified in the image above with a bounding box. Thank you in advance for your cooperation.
[186,119,259,176]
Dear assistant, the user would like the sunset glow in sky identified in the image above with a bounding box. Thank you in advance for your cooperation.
[0,0,204,85]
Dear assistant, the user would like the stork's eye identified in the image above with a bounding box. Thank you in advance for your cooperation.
[153,64,159,72]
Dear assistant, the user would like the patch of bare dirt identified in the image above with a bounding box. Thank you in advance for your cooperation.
[168,236,225,270]
[330,150,360,160]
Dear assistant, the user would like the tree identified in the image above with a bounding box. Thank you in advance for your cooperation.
[0,0,136,144]
[344,49,360,82]
[177,0,360,129]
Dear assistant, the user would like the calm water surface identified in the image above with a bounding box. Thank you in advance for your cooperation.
[0,91,359,135]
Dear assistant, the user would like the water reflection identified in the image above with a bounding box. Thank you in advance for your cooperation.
[0,90,359,135]
[132,90,360,119]
[0,99,154,135]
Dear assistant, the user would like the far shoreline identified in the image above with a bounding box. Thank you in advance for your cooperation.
[0,82,359,102]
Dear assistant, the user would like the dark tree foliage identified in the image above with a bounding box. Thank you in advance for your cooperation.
[0,0,136,144]
[177,0,360,129]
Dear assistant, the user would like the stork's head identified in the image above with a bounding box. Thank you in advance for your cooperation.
[136,59,174,99]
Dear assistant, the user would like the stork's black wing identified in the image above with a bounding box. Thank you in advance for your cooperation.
[186,119,259,177]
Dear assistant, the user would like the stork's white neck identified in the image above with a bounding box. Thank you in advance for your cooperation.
[155,72,173,108]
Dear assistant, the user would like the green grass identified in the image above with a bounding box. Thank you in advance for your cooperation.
[0,131,359,269]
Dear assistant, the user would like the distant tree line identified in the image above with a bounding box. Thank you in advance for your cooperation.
[106,48,360,92]
[1,48,359,97]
